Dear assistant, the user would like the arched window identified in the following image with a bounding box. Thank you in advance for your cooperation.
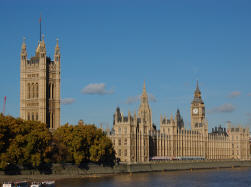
[48,83,51,99]
[28,83,30,99]
[36,83,39,98]
[52,84,54,99]
[36,112,38,120]
[28,112,30,120]
[32,112,34,121]
[32,83,35,98]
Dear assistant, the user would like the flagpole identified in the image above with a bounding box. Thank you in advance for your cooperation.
[40,16,41,41]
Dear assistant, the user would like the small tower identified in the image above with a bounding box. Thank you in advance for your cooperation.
[191,81,205,129]
[20,37,27,119]
[54,39,61,129]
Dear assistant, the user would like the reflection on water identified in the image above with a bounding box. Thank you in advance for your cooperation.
[56,168,251,187]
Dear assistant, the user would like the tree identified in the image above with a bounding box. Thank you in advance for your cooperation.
[0,115,53,169]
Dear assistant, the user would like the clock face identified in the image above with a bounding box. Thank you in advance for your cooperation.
[193,108,198,114]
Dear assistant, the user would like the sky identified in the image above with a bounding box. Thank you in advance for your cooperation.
[0,0,251,130]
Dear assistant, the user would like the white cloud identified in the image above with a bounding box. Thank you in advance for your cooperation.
[229,91,241,98]
[126,94,157,104]
[81,83,114,95]
[208,104,235,114]
[61,98,75,105]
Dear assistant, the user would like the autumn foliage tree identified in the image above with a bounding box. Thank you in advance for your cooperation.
[0,114,53,169]
[53,123,115,165]
[0,114,116,170]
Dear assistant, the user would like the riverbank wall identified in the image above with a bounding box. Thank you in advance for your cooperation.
[1,160,251,177]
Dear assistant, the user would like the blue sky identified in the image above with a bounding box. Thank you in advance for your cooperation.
[0,0,251,130]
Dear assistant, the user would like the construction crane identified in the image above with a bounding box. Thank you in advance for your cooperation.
[2,96,6,115]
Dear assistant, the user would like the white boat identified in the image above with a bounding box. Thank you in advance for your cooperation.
[30,182,42,187]
[41,181,55,187]
[2,182,14,187]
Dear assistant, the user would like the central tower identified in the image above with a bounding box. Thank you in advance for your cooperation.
[190,81,205,129]
[138,81,152,127]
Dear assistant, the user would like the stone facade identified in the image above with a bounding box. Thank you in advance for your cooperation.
[20,36,60,129]
[108,82,250,163]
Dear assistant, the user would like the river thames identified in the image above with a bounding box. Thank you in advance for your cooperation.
[56,167,251,187]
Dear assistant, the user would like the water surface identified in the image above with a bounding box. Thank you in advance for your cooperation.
[56,168,251,187]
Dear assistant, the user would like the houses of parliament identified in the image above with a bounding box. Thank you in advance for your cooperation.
[108,82,250,163]
[19,36,250,163]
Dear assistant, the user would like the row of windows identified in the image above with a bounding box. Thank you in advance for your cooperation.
[27,83,39,99]
[118,127,127,134]
[118,149,127,157]
[27,83,56,99]
[27,112,54,128]
[116,138,127,146]
[27,112,38,121]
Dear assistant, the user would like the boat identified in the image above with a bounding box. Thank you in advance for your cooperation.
[30,182,42,187]
[41,181,55,187]
[2,182,14,187]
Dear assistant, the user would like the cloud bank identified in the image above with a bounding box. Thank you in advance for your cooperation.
[229,91,241,98]
[208,103,235,114]
[82,83,114,95]
[61,98,75,105]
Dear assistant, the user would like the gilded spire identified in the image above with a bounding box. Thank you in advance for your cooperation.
[192,80,203,103]
[195,80,201,93]
[143,80,146,93]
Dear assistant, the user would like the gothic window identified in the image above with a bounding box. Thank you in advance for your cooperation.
[36,83,39,98]
[28,112,30,120]
[32,83,35,98]
[52,84,54,99]
[118,138,121,146]
[36,113,38,121]
[28,83,31,99]
[48,84,51,99]
[32,112,34,121]
[118,149,121,156]
[124,149,127,157]
[118,127,121,134]
[124,138,127,146]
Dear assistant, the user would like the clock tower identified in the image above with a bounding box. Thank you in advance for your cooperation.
[191,81,205,129]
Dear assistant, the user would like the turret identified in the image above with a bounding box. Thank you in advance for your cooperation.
[54,38,60,64]
[54,38,61,129]
[21,37,27,60]
[20,37,27,119]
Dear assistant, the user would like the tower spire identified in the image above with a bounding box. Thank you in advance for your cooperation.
[196,80,200,93]
[143,80,146,94]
